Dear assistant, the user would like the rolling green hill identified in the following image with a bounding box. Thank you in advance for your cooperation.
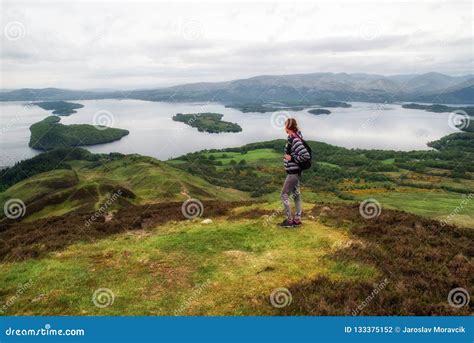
[0,137,472,316]
[0,151,247,223]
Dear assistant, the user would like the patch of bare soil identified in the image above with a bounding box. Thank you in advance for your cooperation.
[0,201,253,261]
[278,203,473,316]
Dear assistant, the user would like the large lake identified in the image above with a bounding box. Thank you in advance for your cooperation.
[0,99,461,167]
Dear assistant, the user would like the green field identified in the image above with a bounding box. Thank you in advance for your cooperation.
[351,190,474,227]
[381,158,395,165]
[204,149,281,165]
[170,137,474,215]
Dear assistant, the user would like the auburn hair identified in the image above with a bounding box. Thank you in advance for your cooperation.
[285,118,299,132]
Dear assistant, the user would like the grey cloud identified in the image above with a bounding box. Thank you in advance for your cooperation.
[1,0,472,89]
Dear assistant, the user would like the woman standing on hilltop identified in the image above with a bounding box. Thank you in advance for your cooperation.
[280,118,312,228]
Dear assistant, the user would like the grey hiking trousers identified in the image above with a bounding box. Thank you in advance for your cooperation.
[280,174,302,220]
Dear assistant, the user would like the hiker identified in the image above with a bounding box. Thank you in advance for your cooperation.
[280,118,312,228]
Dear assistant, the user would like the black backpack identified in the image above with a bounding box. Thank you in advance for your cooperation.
[293,134,312,170]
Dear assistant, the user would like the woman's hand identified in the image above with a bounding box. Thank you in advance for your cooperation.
[284,154,292,161]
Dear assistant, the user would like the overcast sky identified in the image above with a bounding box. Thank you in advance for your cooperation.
[1,0,472,89]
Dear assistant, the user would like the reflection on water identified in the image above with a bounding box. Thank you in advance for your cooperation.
[0,99,459,166]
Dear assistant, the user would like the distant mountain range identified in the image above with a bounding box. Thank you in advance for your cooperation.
[1,72,473,104]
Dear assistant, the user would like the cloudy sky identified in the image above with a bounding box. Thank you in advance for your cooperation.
[1,0,472,89]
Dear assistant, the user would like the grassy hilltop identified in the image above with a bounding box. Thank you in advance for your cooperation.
[0,136,473,316]
[1,201,470,315]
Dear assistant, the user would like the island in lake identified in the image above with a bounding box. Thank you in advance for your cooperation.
[226,103,308,113]
[317,101,352,108]
[172,113,242,133]
[34,101,84,115]
[308,108,331,115]
[29,116,129,150]
[225,101,351,113]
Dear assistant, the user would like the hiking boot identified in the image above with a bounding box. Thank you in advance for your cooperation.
[293,218,302,226]
[279,219,295,228]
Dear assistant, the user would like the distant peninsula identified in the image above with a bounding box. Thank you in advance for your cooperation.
[428,132,474,151]
[308,108,331,115]
[35,101,84,115]
[29,116,129,151]
[402,103,474,116]
[172,113,242,133]
[226,101,351,113]
[403,103,474,132]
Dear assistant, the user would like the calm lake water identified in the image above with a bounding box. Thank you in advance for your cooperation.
[0,99,460,167]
